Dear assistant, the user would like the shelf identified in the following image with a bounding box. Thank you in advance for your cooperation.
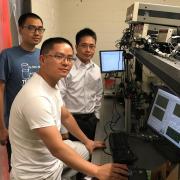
[132,48,180,96]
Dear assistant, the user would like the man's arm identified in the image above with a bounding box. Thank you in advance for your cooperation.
[61,106,106,153]
[35,126,97,176]
[58,79,70,138]
[0,80,8,145]
[61,106,89,144]
[94,77,103,119]
[35,125,128,179]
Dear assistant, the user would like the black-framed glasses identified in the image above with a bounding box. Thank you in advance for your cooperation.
[46,54,76,62]
[23,25,45,34]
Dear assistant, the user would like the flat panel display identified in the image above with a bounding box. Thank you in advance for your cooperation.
[99,50,125,73]
[147,88,180,148]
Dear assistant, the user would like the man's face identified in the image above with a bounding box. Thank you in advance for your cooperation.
[19,17,44,46]
[41,43,74,81]
[76,36,96,64]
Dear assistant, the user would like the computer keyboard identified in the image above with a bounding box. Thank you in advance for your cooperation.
[109,132,138,165]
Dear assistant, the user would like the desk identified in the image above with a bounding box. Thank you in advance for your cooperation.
[92,120,180,179]
[92,120,166,170]
[127,136,166,169]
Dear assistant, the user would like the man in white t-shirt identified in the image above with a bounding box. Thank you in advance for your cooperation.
[9,37,128,180]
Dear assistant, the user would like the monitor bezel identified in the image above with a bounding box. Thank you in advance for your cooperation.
[99,50,125,73]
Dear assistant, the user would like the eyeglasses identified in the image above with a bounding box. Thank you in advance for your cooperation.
[23,25,45,34]
[79,44,96,50]
[46,54,76,62]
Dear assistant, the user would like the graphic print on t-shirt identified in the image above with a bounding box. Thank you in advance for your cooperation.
[21,63,40,85]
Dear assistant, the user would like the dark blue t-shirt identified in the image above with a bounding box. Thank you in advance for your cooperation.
[0,46,40,127]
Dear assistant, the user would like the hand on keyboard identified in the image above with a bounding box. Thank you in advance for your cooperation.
[95,163,129,180]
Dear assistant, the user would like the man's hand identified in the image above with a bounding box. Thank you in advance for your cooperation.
[85,140,105,154]
[0,127,8,145]
[96,163,128,180]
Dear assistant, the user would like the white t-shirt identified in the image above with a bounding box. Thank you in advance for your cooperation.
[9,73,63,180]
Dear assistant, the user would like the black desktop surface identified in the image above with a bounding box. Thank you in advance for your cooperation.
[113,132,180,166]
[127,135,166,169]
[151,136,180,164]
[109,131,180,167]
[108,132,167,180]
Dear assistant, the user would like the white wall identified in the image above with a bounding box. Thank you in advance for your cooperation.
[31,0,180,65]
[31,0,63,46]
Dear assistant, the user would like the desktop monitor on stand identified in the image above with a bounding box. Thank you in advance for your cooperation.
[99,50,125,96]
[99,50,125,73]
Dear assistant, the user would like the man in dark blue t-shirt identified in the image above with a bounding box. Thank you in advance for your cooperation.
[0,12,45,168]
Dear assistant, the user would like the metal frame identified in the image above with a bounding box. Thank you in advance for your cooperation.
[132,48,180,96]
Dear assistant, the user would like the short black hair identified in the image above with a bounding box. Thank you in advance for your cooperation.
[40,37,74,55]
[76,28,97,45]
[18,12,43,27]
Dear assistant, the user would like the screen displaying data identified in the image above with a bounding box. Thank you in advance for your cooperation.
[147,88,180,148]
[99,50,125,73]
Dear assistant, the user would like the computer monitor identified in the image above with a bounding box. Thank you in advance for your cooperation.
[147,88,180,148]
[99,50,125,73]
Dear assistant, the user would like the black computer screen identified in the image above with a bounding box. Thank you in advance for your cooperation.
[147,88,180,148]
[99,50,125,73]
